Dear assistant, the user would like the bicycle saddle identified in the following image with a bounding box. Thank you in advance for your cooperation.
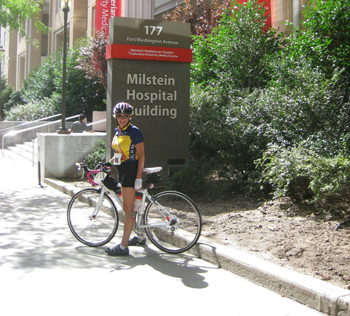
[143,167,162,174]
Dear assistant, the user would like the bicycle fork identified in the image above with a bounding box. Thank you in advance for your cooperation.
[89,188,105,220]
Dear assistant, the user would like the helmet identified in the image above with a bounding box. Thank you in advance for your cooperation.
[113,102,133,115]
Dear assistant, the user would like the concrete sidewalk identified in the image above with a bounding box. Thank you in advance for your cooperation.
[0,153,347,315]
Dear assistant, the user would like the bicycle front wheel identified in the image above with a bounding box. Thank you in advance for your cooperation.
[67,188,119,247]
[144,191,202,254]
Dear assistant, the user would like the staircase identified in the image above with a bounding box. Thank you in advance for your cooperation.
[3,139,38,166]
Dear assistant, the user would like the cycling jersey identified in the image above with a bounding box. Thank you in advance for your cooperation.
[112,121,143,163]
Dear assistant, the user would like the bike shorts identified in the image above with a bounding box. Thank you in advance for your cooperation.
[116,160,138,188]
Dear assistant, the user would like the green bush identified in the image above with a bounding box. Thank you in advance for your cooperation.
[166,157,214,194]
[4,98,58,121]
[21,39,106,121]
[253,63,349,151]
[84,140,106,170]
[258,143,350,202]
[3,89,26,115]
[191,0,284,92]
[310,154,350,202]
[189,83,270,193]
[0,84,14,118]
[286,0,350,78]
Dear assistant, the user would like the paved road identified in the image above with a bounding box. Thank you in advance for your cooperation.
[0,154,325,316]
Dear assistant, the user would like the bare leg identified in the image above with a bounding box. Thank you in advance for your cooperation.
[120,187,135,248]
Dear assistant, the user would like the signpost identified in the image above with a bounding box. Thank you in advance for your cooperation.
[106,17,191,178]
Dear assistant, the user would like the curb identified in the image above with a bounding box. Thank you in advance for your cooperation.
[45,177,350,316]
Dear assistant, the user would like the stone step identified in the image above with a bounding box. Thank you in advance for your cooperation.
[15,140,36,152]
[4,139,38,166]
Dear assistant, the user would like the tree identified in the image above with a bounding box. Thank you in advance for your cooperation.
[291,0,350,75]
[284,0,350,102]
[77,30,108,91]
[191,0,284,92]
[0,0,46,34]
[8,39,106,121]
[163,0,232,38]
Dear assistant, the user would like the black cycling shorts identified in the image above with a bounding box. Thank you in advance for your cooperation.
[116,160,138,188]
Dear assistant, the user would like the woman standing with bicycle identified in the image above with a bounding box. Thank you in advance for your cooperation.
[105,102,145,256]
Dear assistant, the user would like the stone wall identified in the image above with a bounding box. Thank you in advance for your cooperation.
[38,133,106,181]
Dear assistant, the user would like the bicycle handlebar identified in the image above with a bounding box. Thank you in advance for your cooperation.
[76,162,110,172]
[75,162,111,184]
[75,162,162,189]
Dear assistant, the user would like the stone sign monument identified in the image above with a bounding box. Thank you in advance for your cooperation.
[106,17,191,178]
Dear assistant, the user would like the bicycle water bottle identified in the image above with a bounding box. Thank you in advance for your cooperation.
[134,196,142,213]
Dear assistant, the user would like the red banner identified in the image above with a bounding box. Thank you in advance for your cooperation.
[106,44,193,63]
[95,0,122,36]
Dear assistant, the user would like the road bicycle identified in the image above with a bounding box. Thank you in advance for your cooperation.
[67,162,202,254]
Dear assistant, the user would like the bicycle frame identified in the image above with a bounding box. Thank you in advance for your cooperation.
[94,183,171,231]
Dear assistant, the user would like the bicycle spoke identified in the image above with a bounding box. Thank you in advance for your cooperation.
[144,191,201,253]
[67,188,119,247]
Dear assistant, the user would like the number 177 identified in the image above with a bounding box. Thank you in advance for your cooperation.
[144,26,163,36]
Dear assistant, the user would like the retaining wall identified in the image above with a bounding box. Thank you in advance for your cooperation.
[38,133,106,181]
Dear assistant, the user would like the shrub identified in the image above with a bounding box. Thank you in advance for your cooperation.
[21,40,106,121]
[191,0,284,92]
[258,143,350,202]
[3,89,26,116]
[189,83,270,192]
[166,157,214,194]
[252,63,350,150]
[84,140,106,170]
[4,98,58,121]
[0,84,14,118]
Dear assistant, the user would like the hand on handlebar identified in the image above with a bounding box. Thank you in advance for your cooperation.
[98,162,111,169]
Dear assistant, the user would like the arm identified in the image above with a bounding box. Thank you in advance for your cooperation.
[135,142,145,180]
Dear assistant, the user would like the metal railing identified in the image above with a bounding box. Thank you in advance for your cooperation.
[87,118,106,127]
[2,114,80,158]
[0,114,62,133]
[2,115,107,167]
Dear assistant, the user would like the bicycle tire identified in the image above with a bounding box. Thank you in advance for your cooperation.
[67,188,119,247]
[143,191,202,254]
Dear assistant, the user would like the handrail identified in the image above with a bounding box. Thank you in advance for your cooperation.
[2,114,81,157]
[0,113,62,133]
[87,118,106,126]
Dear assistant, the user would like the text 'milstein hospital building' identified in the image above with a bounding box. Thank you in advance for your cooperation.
[0,0,309,90]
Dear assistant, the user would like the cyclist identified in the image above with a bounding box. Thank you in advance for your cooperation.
[106,102,146,256]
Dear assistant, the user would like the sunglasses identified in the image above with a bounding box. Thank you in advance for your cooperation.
[116,114,130,119]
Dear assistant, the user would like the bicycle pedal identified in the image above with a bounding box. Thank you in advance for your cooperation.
[129,236,146,246]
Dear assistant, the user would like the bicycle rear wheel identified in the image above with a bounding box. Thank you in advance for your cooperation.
[143,191,202,254]
[67,188,119,247]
